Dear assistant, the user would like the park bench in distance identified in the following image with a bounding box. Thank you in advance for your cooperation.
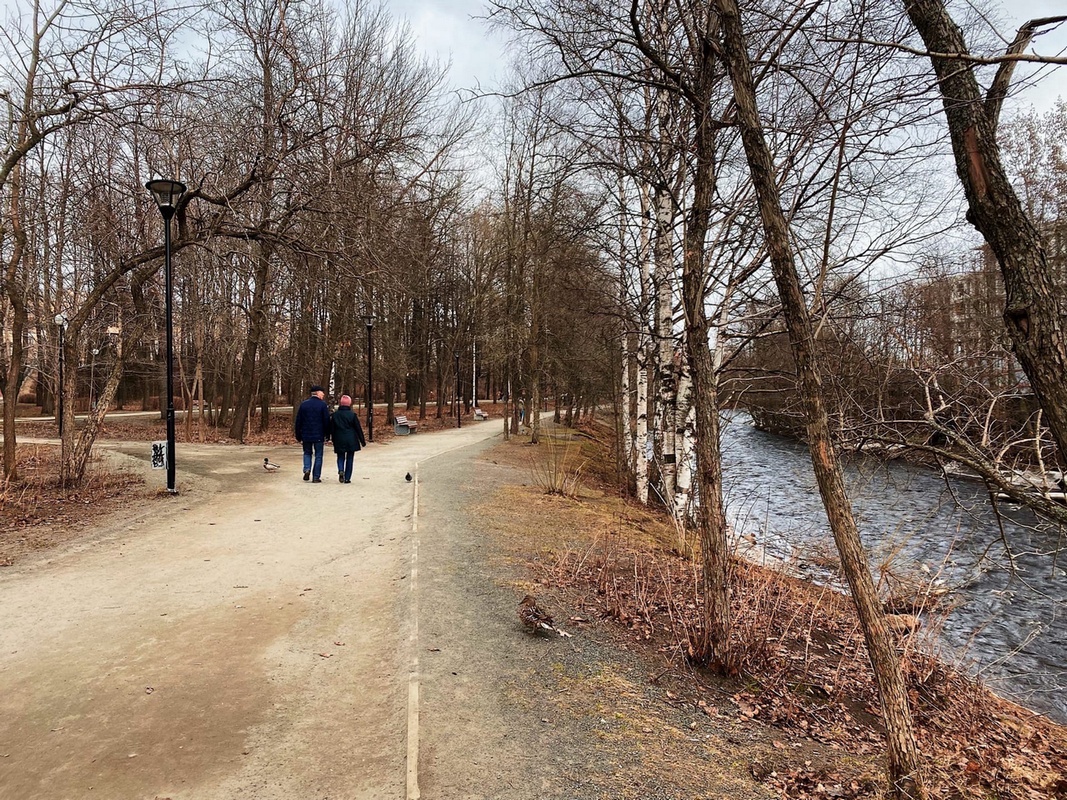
[394,415,418,435]
[473,408,489,420]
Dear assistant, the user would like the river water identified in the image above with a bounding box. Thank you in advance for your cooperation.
[719,413,1066,724]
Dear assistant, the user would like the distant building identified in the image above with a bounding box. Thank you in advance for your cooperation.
[912,219,1067,393]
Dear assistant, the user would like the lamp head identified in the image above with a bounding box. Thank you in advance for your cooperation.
[145,178,187,219]
[362,314,376,328]
[54,313,67,326]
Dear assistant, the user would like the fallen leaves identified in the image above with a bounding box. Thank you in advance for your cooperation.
[1,444,145,565]
[697,699,718,718]
[759,762,867,800]
[533,518,1067,800]
[733,693,761,720]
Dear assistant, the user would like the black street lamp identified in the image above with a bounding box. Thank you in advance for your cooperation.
[54,313,67,438]
[454,351,461,429]
[89,347,99,411]
[363,313,375,442]
[146,177,187,494]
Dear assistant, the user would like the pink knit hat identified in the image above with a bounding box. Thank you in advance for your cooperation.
[339,395,352,407]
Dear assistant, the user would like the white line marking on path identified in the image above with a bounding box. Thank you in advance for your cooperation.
[407,466,421,800]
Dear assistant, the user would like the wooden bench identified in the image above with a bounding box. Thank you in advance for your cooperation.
[473,408,489,421]
[394,415,418,435]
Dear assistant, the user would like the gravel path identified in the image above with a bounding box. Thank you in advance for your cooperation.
[0,420,537,799]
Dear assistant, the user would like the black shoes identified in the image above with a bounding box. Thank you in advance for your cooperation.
[312,477,322,483]
[303,470,310,481]
[338,471,344,483]
[344,479,351,483]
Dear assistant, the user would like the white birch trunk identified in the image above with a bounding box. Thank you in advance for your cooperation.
[674,346,695,522]
[635,181,654,505]
[635,349,651,504]
[617,172,635,477]
[654,183,678,508]
[652,63,679,511]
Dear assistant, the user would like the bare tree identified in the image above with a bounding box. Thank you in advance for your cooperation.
[901,2,1067,463]
[0,0,177,479]
[715,0,925,795]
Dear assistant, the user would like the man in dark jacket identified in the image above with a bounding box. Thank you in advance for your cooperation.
[295,385,331,482]
[331,394,367,483]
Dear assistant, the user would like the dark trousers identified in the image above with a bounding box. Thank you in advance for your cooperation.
[302,440,325,479]
[336,450,355,482]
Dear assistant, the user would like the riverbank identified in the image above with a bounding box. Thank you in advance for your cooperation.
[721,410,1067,725]
[482,421,1066,798]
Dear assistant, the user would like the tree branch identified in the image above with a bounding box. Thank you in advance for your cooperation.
[986,17,1067,125]
[829,27,1067,68]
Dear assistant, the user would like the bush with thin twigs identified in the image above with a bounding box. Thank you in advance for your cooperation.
[0,474,35,512]
[528,435,587,497]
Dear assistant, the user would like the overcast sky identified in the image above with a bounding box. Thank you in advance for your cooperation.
[388,0,507,94]
[388,0,1066,112]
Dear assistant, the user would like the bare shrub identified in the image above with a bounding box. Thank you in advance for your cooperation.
[528,435,587,496]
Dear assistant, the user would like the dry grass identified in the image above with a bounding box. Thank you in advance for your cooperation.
[478,420,1067,800]
[527,433,588,496]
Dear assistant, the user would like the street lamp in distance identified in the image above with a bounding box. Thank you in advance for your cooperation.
[145,177,187,494]
[454,351,460,429]
[362,313,375,442]
[89,348,99,411]
[54,313,67,438]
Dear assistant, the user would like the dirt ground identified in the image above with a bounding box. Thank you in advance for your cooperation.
[0,418,796,800]
[1,420,497,799]
[1,415,1065,799]
[0,445,146,566]
[0,403,487,565]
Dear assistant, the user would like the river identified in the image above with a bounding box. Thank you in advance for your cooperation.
[719,413,1066,724]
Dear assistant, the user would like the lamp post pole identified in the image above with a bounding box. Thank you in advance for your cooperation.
[146,178,187,494]
[89,348,99,411]
[454,351,461,429]
[363,314,375,441]
[54,313,67,439]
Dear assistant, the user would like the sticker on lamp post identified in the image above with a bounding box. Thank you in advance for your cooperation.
[151,441,167,470]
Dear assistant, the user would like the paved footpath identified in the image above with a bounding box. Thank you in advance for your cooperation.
[0,420,514,800]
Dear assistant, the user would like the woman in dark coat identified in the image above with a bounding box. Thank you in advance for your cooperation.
[331,394,367,483]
